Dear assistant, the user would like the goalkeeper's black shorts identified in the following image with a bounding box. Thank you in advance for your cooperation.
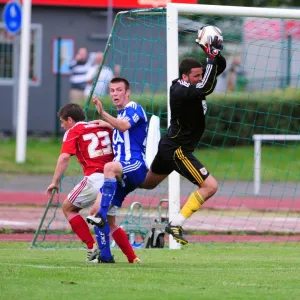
[151,139,210,186]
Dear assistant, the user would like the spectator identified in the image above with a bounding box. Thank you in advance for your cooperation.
[69,47,94,104]
[227,56,242,92]
[214,56,242,93]
[84,52,121,98]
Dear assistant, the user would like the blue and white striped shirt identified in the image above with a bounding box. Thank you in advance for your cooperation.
[113,101,148,164]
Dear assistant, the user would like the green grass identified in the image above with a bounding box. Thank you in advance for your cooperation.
[194,144,300,182]
[1,242,300,299]
[0,138,299,181]
[0,138,79,175]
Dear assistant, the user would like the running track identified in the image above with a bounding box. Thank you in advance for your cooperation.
[1,191,300,211]
[1,191,300,243]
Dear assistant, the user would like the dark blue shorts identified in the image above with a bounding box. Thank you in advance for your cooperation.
[111,160,148,208]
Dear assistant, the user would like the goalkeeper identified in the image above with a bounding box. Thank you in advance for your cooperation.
[140,31,226,245]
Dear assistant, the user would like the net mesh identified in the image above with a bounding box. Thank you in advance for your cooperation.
[32,8,300,248]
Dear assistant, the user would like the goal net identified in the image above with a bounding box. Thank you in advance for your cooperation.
[32,4,300,249]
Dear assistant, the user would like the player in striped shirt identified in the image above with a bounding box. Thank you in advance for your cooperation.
[87,77,148,263]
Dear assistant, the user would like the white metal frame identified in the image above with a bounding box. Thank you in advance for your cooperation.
[16,0,32,163]
[0,22,42,86]
[166,3,300,249]
[253,134,300,196]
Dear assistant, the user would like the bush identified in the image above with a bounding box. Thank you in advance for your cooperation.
[202,88,300,147]
[85,88,300,148]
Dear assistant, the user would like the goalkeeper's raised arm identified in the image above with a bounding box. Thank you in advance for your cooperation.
[183,54,226,98]
[193,28,227,96]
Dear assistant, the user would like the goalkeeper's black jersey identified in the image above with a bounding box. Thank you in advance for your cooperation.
[163,55,226,152]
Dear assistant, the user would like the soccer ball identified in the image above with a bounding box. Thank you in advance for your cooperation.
[197,25,223,48]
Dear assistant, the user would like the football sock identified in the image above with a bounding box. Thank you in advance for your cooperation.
[180,190,205,220]
[111,226,137,263]
[68,213,94,249]
[98,178,117,220]
[171,214,186,227]
[94,223,112,261]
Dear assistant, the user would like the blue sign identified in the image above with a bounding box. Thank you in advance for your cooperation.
[52,38,75,75]
[2,1,22,35]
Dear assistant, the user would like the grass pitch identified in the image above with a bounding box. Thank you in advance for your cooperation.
[1,242,300,300]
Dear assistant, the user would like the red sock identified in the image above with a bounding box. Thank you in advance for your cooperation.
[112,226,137,263]
[68,214,94,249]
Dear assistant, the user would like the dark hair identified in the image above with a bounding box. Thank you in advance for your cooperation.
[58,103,85,122]
[110,77,130,90]
[179,58,203,78]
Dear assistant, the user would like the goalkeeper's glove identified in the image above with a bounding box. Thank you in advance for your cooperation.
[195,35,223,59]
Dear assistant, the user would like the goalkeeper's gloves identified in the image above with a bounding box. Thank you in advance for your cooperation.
[195,35,223,59]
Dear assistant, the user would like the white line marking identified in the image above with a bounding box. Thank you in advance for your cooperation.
[0,263,88,269]
[0,220,32,226]
[0,262,299,271]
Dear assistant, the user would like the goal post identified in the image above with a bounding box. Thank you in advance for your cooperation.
[167,3,300,18]
[166,4,180,250]
[253,135,300,196]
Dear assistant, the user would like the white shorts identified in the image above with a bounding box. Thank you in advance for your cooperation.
[68,173,104,209]
[107,205,119,217]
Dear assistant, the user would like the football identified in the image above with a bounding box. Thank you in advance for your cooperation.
[196,25,223,48]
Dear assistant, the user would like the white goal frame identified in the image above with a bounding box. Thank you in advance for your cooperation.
[253,134,300,196]
[166,3,300,249]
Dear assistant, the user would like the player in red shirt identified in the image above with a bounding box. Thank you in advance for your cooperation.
[46,103,114,262]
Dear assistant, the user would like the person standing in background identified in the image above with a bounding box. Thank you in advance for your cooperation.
[84,52,121,98]
[227,56,242,92]
[69,48,94,104]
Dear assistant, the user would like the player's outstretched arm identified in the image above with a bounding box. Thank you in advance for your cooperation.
[93,95,104,115]
[89,119,113,130]
[46,153,70,198]
[188,28,226,95]
[195,26,226,75]
[93,95,131,132]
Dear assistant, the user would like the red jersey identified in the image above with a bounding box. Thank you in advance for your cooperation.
[61,122,114,176]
